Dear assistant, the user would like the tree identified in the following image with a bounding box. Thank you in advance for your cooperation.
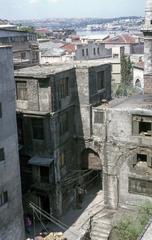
[121,55,133,86]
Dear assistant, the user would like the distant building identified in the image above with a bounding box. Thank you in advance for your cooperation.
[75,42,112,61]
[104,33,144,55]
[0,46,24,240]
[0,29,39,69]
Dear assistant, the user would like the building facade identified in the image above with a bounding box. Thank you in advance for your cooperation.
[0,29,39,69]
[0,46,24,240]
[15,61,111,216]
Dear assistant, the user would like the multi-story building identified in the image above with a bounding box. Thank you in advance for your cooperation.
[0,46,24,240]
[0,29,39,69]
[14,61,111,216]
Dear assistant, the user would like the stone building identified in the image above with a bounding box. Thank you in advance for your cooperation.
[14,61,111,216]
[0,46,24,239]
[75,42,112,61]
[0,29,39,69]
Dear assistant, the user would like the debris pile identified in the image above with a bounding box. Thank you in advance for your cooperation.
[44,232,66,240]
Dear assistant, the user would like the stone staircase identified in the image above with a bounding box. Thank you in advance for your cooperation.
[90,209,115,240]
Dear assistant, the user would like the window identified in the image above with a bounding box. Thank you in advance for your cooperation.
[113,54,119,58]
[93,48,96,55]
[60,112,69,136]
[0,148,5,162]
[0,103,2,118]
[40,166,49,183]
[82,49,85,57]
[0,191,8,207]
[96,71,105,90]
[31,118,44,140]
[97,47,100,55]
[59,78,69,99]
[132,115,152,137]
[21,52,26,60]
[129,178,152,197]
[94,111,104,124]
[132,153,152,168]
[86,48,88,56]
[16,81,28,100]
[59,152,65,168]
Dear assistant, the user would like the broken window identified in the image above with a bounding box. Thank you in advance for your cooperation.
[31,118,44,140]
[132,115,152,137]
[0,148,5,162]
[132,153,152,168]
[0,191,8,207]
[129,177,152,196]
[16,81,28,100]
[94,111,104,124]
[60,112,69,136]
[96,71,105,90]
[59,78,69,99]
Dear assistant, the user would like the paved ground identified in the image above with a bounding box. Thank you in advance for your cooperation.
[26,187,104,240]
[141,221,152,240]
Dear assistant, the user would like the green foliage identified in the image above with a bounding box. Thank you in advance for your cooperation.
[121,55,133,86]
[17,25,35,33]
[115,83,142,97]
[111,202,152,240]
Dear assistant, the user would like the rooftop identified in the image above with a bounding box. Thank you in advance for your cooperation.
[14,60,111,78]
[95,95,152,112]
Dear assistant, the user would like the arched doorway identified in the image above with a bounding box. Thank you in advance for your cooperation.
[81,148,102,190]
[135,79,142,88]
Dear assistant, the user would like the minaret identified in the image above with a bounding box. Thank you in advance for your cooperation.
[143,0,152,94]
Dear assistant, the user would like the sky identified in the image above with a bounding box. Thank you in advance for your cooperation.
[0,0,145,20]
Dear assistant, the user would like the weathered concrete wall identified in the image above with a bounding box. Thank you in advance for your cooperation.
[0,47,24,239]
[104,105,152,209]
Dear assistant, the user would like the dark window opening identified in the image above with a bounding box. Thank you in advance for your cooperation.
[86,48,88,56]
[16,81,28,100]
[97,47,100,55]
[132,116,152,137]
[96,71,105,90]
[31,118,44,140]
[94,111,104,124]
[0,148,5,162]
[40,166,49,183]
[82,49,85,57]
[93,48,96,55]
[0,191,8,207]
[151,20,152,24]
[59,78,69,99]
[137,154,147,163]
[139,122,151,135]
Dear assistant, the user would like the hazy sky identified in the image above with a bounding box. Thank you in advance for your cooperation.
[0,0,145,20]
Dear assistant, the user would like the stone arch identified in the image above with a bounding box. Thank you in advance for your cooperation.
[81,148,102,170]
[135,79,142,88]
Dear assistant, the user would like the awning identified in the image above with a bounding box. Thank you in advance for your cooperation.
[28,156,53,167]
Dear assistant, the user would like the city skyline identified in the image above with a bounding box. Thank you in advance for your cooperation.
[0,0,145,20]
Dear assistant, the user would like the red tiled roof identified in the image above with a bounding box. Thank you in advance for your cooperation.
[61,43,76,54]
[134,61,144,70]
[104,33,136,44]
